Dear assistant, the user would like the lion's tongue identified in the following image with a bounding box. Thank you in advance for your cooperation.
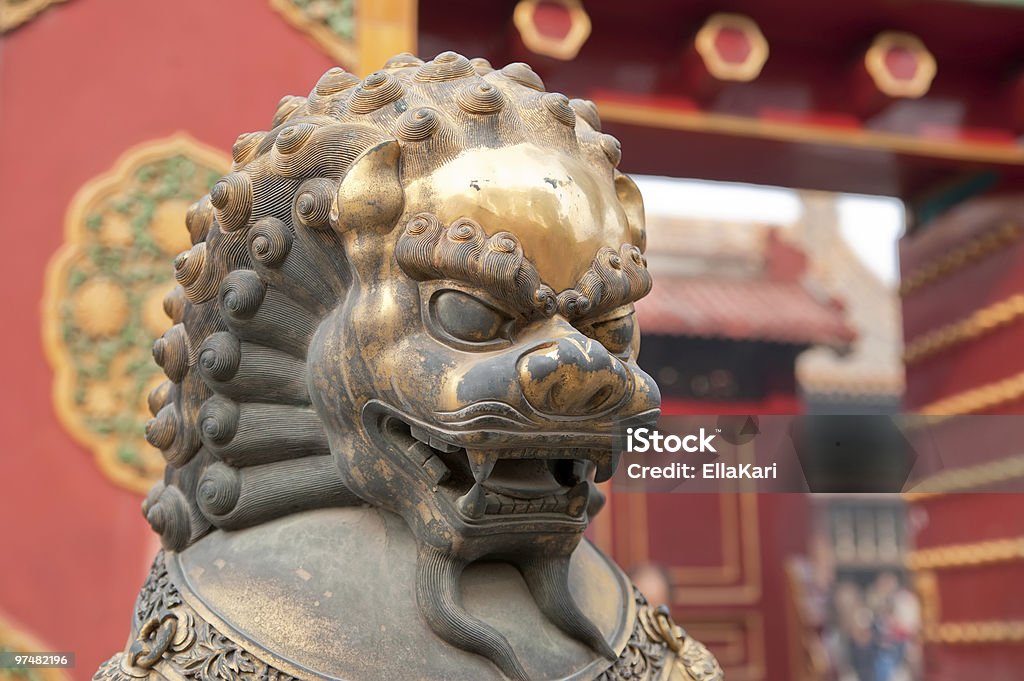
[477,458,564,499]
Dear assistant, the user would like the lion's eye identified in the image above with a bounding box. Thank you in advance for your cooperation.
[580,313,636,357]
[432,290,509,343]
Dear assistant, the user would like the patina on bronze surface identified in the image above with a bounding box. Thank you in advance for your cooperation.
[97,52,723,681]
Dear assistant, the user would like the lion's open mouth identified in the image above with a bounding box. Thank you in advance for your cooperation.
[378,412,607,521]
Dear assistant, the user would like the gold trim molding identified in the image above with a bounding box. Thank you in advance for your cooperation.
[927,619,1024,644]
[904,293,1024,364]
[42,134,230,494]
[913,570,1024,645]
[901,222,1022,296]
[0,0,67,32]
[592,99,1024,167]
[908,535,1024,570]
[905,453,1024,498]
[917,372,1024,416]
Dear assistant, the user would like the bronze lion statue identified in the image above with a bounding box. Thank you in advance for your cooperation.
[97,51,723,681]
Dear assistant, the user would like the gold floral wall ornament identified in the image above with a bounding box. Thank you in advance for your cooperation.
[269,0,357,69]
[43,134,230,494]
[0,0,67,32]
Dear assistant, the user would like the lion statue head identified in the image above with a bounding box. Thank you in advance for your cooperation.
[142,51,660,679]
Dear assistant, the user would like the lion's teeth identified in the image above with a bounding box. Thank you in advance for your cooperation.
[594,455,615,483]
[466,449,497,483]
[572,459,593,483]
[410,425,431,445]
[566,482,589,517]
[586,481,606,516]
[456,483,486,519]
[430,436,461,453]
[422,455,450,485]
[407,440,434,465]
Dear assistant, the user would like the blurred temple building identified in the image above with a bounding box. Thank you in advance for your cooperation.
[636,191,904,416]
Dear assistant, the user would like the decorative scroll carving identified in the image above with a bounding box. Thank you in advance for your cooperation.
[598,591,668,680]
[598,590,724,681]
[97,558,723,681]
[43,135,230,493]
[94,554,296,681]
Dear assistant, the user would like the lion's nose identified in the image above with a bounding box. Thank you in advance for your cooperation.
[517,335,631,416]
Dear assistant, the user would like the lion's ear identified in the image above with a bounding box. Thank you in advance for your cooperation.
[331,139,405,233]
[614,171,646,253]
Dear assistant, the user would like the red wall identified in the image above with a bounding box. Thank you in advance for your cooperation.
[0,2,335,676]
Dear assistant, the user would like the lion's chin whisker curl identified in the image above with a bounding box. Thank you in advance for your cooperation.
[517,556,618,661]
[415,546,530,681]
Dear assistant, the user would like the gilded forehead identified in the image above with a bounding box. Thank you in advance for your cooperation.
[395,213,651,322]
[403,144,642,291]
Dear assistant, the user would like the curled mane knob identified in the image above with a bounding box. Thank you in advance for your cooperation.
[219,270,267,320]
[141,481,164,517]
[542,93,577,128]
[628,246,646,267]
[457,81,505,115]
[275,122,316,155]
[145,484,191,552]
[147,380,172,417]
[599,134,622,167]
[349,71,404,114]
[145,405,178,450]
[152,324,190,383]
[174,242,220,304]
[385,52,424,69]
[295,178,337,230]
[272,95,306,128]
[197,332,242,382]
[198,396,240,446]
[163,286,186,324]
[500,62,545,91]
[487,232,520,254]
[397,107,442,142]
[209,172,253,232]
[232,132,265,167]
[534,285,557,316]
[557,290,592,319]
[197,462,242,516]
[448,219,482,243]
[415,51,475,82]
[185,196,215,244]
[249,217,293,267]
[314,66,360,96]
[470,57,494,74]
[570,98,602,131]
